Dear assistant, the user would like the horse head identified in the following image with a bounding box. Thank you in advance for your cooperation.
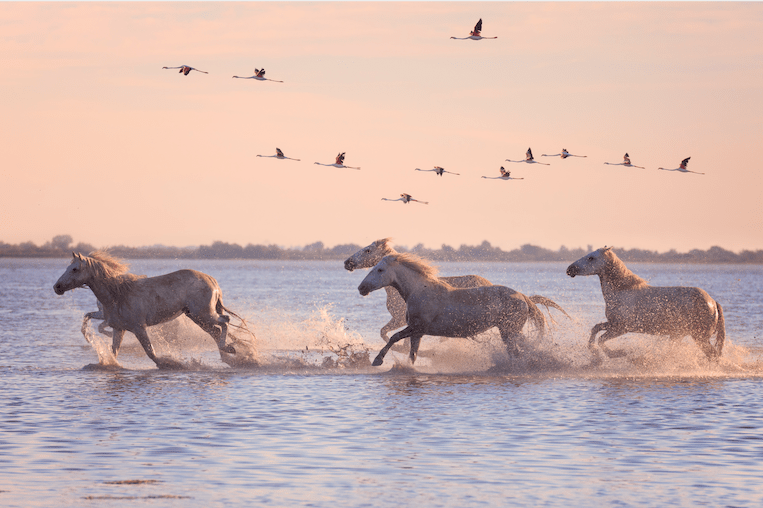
[357,255,396,296]
[566,247,613,278]
[53,252,91,295]
[344,238,392,271]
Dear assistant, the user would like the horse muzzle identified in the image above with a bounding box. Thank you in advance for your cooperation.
[358,283,371,296]
[53,283,66,295]
[566,265,578,278]
[344,259,356,271]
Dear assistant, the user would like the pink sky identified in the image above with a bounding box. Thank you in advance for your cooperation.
[2,2,762,252]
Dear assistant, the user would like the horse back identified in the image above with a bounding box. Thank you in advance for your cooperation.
[606,284,719,335]
[440,274,492,289]
[405,284,526,337]
[110,269,222,328]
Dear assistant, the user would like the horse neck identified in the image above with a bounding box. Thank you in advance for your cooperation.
[388,264,438,302]
[85,272,129,309]
[597,257,648,297]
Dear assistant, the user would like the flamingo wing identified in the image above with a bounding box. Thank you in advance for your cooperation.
[474,18,483,33]
[276,148,284,157]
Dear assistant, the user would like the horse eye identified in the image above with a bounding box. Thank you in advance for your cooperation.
[72,267,78,272]
[588,257,594,261]
[365,249,370,253]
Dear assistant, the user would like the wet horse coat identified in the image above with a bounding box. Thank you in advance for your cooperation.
[54,252,244,368]
[358,253,561,366]
[566,247,725,360]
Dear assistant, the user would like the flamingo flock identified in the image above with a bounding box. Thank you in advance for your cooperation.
[162,17,703,208]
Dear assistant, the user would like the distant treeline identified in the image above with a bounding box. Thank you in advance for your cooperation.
[2,235,763,264]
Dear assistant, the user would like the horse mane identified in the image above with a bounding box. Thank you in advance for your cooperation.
[81,251,143,298]
[603,249,649,290]
[375,237,395,255]
[386,252,440,282]
[85,250,132,277]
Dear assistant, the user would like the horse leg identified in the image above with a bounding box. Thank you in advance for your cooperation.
[589,322,608,349]
[132,327,159,364]
[409,333,425,364]
[373,326,414,366]
[596,328,627,358]
[187,313,236,355]
[690,329,719,361]
[98,321,112,338]
[111,329,125,357]
[380,314,406,342]
[499,325,523,358]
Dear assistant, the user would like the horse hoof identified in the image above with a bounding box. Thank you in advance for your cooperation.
[372,356,384,367]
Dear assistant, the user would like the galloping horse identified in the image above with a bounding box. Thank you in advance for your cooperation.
[345,238,568,344]
[358,253,563,366]
[54,252,248,368]
[566,247,725,360]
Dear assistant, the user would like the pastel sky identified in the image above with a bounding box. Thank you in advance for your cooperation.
[2,2,762,252]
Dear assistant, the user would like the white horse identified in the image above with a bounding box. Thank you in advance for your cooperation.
[566,247,725,360]
[55,252,251,368]
[358,254,552,366]
[345,238,569,346]
[345,239,489,344]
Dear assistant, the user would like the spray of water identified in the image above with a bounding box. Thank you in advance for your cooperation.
[79,305,762,378]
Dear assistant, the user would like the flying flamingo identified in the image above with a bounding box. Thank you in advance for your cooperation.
[256,148,300,161]
[451,19,497,40]
[415,166,460,176]
[542,148,587,159]
[382,193,429,205]
[162,65,208,76]
[658,157,703,175]
[604,153,645,169]
[481,166,525,180]
[232,68,283,82]
[314,152,361,170]
[505,147,550,165]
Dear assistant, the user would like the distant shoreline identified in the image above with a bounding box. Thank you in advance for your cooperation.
[3,237,762,264]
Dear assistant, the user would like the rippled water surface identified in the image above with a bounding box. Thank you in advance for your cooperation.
[2,258,763,507]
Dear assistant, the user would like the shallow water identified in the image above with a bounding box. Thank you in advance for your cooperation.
[2,258,763,507]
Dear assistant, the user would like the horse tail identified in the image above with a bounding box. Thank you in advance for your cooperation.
[715,301,726,358]
[525,296,547,338]
[529,295,572,323]
[217,300,256,339]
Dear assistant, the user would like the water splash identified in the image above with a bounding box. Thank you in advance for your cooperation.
[80,316,121,369]
[78,305,762,379]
